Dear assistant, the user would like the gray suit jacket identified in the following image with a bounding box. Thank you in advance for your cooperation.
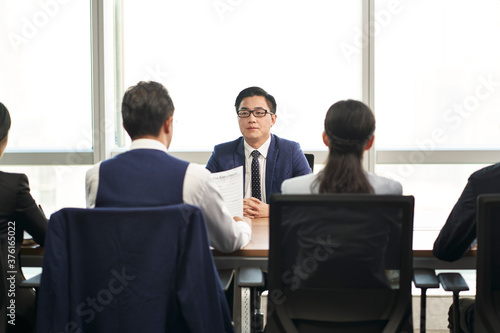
[281,172,402,195]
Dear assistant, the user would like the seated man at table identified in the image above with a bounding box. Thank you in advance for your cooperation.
[206,86,311,218]
[433,163,500,332]
[86,81,251,254]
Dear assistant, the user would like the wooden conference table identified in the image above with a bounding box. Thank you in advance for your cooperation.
[211,217,477,271]
[21,217,476,270]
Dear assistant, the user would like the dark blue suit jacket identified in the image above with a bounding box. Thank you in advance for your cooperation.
[36,205,233,333]
[433,162,500,262]
[206,134,311,201]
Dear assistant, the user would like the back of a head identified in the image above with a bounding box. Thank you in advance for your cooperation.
[234,86,277,114]
[325,99,375,151]
[0,102,11,142]
[318,99,375,194]
[121,81,174,140]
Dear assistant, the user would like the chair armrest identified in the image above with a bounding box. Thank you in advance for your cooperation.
[20,273,42,288]
[217,269,235,292]
[413,268,439,289]
[237,266,264,288]
[437,273,469,292]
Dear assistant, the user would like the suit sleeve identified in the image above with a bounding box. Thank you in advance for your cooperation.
[433,177,477,262]
[14,174,48,246]
[291,142,312,177]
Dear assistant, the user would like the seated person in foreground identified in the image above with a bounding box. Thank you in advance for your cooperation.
[206,86,311,218]
[0,102,47,333]
[281,99,402,195]
[432,163,500,332]
[86,81,251,254]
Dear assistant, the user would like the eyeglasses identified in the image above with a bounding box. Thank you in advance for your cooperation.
[237,108,273,118]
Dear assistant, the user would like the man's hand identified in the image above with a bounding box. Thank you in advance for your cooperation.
[234,216,252,228]
[243,198,269,218]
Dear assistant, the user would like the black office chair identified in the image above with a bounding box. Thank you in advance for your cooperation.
[474,194,500,331]
[413,268,440,333]
[35,204,233,333]
[265,194,415,333]
[304,153,314,172]
[439,194,500,332]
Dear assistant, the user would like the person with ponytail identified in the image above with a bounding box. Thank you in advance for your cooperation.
[281,99,402,195]
[0,102,47,333]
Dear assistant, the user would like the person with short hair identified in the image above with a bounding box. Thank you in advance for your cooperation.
[206,86,312,218]
[86,81,251,254]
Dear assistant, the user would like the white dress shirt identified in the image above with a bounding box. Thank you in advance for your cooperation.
[243,136,271,203]
[86,139,251,253]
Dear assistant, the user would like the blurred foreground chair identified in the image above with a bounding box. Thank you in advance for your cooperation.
[35,204,233,333]
[437,194,500,332]
[265,194,415,333]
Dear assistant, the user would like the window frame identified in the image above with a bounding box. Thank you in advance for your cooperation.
[2,0,497,202]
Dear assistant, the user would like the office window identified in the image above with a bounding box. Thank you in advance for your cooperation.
[0,0,92,150]
[0,1,91,212]
[375,0,500,149]
[119,0,362,151]
[374,0,500,234]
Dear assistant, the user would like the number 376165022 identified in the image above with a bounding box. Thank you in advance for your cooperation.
[7,221,16,269]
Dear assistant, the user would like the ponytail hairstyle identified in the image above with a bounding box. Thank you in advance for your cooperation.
[0,102,11,143]
[316,100,375,194]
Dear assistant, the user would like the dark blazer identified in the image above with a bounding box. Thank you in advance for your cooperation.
[0,171,47,332]
[433,163,500,262]
[206,134,312,201]
[36,205,233,333]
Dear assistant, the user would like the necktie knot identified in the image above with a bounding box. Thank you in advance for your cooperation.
[251,150,260,159]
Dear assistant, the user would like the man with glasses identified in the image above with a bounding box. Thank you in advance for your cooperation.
[206,86,311,218]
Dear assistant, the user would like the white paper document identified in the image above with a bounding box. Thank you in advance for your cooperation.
[210,166,243,218]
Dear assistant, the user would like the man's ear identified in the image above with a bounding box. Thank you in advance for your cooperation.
[164,116,173,134]
[364,135,374,151]
[271,114,277,126]
[322,131,329,147]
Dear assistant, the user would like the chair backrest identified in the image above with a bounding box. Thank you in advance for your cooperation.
[267,194,414,333]
[304,153,314,172]
[475,194,500,331]
[36,204,233,333]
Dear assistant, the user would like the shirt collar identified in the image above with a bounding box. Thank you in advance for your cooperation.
[244,136,271,159]
[130,138,168,153]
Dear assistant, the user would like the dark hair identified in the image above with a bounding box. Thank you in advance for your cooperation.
[234,86,277,114]
[317,99,375,194]
[0,102,12,142]
[122,81,175,140]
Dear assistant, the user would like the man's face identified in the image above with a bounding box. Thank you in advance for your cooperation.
[237,95,277,148]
